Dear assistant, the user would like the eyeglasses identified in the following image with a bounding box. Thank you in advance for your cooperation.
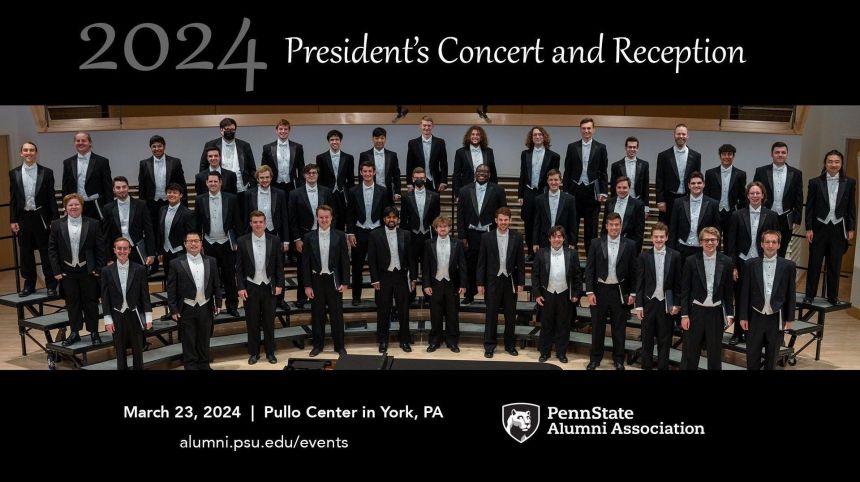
[701,238,719,243]
[185,239,202,244]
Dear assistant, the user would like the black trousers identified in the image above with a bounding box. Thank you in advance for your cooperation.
[112,310,144,370]
[572,183,599,252]
[659,192,686,228]
[538,290,571,357]
[351,227,373,302]
[717,209,734,253]
[179,301,214,370]
[409,231,431,300]
[806,221,847,300]
[521,187,539,256]
[62,270,99,333]
[641,297,672,370]
[677,243,703,260]
[204,240,238,309]
[747,311,782,370]
[733,259,749,336]
[83,199,103,221]
[377,268,412,343]
[16,211,56,290]
[310,273,345,351]
[245,282,276,357]
[484,274,517,352]
[683,304,724,370]
[295,243,308,303]
[146,199,169,271]
[776,212,794,258]
[429,278,459,347]
[161,249,185,282]
[465,229,486,298]
[589,282,628,364]
[331,190,348,231]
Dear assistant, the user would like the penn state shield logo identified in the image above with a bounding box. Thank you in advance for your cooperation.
[502,403,540,443]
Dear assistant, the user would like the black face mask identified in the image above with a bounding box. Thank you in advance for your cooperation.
[414,179,426,188]
[223,131,236,141]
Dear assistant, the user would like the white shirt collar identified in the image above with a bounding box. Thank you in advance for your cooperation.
[329,149,340,157]
[306,184,317,192]
[721,165,732,173]
[773,163,786,171]
[278,139,290,146]
[703,252,716,261]
[422,135,433,142]
[209,192,221,200]
[690,194,703,202]
[551,246,564,255]
[319,227,330,235]
[154,156,166,162]
[253,232,266,241]
[117,260,130,269]
[750,205,761,213]
[654,247,666,255]
[258,187,270,195]
[373,148,385,155]
[827,172,840,181]
[608,235,620,244]
[674,145,688,154]
[23,163,37,170]
[763,255,778,262]
[581,139,592,146]
[363,182,375,190]
[497,229,508,237]
[187,253,202,262]
[117,197,130,205]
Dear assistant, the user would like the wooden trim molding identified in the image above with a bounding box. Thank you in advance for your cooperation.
[35,107,800,135]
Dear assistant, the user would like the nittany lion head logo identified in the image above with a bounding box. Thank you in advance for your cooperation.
[502,403,540,443]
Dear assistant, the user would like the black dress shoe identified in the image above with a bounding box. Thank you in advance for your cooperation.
[484,351,494,358]
[426,344,438,353]
[227,308,241,317]
[46,288,58,297]
[267,355,277,364]
[276,300,291,311]
[525,254,535,263]
[400,343,412,353]
[378,342,388,353]
[461,297,473,305]
[558,355,569,364]
[18,287,34,297]
[614,362,626,371]
[91,333,102,345]
[729,335,742,346]
[505,347,519,356]
[828,297,839,305]
[586,361,599,370]
[160,313,172,321]
[248,355,259,365]
[337,349,348,357]
[62,333,81,346]
[449,345,460,353]
[538,354,549,363]
[802,296,814,304]
[294,301,306,309]
[351,299,361,306]
[308,347,321,357]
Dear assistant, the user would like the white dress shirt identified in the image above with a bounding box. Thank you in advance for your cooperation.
[820,173,843,225]
[684,195,703,246]
[531,148,544,189]
[385,228,401,271]
[760,255,777,315]
[117,198,132,244]
[257,188,275,232]
[697,253,720,307]
[374,149,386,187]
[163,204,183,253]
[67,216,85,267]
[104,260,152,326]
[205,193,229,244]
[221,140,245,192]
[319,228,331,274]
[652,248,666,301]
[625,157,638,198]
[496,230,509,276]
[719,166,732,211]
[415,188,427,233]
[22,164,38,211]
[422,137,433,181]
[772,164,787,214]
[153,156,167,201]
[306,185,319,230]
[330,150,342,190]
[674,147,688,194]
[546,247,568,294]
[614,195,629,217]
[605,236,620,284]
[471,183,491,231]
[435,236,451,281]
[548,190,560,225]
[742,207,761,260]
[184,253,209,306]
[578,140,592,185]
[470,146,483,173]
[76,153,91,199]
[277,141,291,184]
[248,233,269,285]
[358,183,380,230]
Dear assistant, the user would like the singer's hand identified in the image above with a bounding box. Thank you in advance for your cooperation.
[337,284,347,293]
[348,234,357,247]
[535,296,544,307]
[145,322,153,330]
[274,287,283,296]
[424,287,432,296]
[741,320,749,331]
[238,290,248,301]
[588,293,597,305]
[372,282,381,291]
[636,309,644,320]
[305,287,315,299]
[478,286,485,296]
[106,324,115,333]
[681,316,690,331]
[806,230,814,243]
[671,306,680,315]
[10,223,19,234]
